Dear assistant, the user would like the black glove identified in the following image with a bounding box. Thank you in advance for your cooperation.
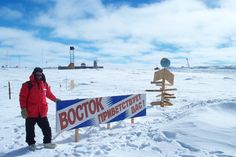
[55,98,62,103]
[21,108,28,119]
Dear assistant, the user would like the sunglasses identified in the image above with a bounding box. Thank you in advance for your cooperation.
[35,73,43,77]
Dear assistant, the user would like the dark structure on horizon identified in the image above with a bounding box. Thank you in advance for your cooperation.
[58,46,103,70]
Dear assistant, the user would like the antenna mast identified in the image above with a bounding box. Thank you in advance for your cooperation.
[186,58,190,68]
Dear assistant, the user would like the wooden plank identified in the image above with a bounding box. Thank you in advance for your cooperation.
[151,101,174,107]
[163,69,174,85]
[151,81,172,86]
[163,92,174,96]
[163,101,173,106]
[164,98,170,101]
[156,94,162,97]
[161,84,172,86]
[153,69,164,82]
[146,89,163,92]
[150,101,161,106]
[153,69,174,85]
[163,96,176,99]
[151,81,162,84]
[162,88,177,91]
[160,103,165,107]
[150,81,163,86]
[75,129,79,142]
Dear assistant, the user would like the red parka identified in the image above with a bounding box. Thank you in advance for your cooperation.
[19,74,57,118]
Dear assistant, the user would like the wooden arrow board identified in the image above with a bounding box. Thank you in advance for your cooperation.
[153,68,174,85]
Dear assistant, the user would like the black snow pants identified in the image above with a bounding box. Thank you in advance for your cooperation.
[25,116,52,145]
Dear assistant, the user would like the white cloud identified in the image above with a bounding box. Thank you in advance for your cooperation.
[2,0,236,67]
[36,1,236,45]
[0,7,23,19]
[0,27,67,67]
[219,0,236,10]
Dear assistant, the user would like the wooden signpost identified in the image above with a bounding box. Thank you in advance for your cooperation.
[75,129,79,142]
[146,58,176,107]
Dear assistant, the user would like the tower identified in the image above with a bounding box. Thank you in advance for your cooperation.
[186,58,190,68]
[93,60,98,68]
[68,46,75,69]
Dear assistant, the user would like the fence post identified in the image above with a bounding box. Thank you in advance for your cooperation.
[75,129,79,142]
[65,78,68,90]
[131,118,134,124]
[107,123,111,129]
[70,80,75,90]
[8,81,11,100]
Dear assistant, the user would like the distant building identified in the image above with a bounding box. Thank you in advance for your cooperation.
[58,46,104,70]
[81,63,86,67]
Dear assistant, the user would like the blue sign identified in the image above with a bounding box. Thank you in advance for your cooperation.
[56,94,146,132]
[160,58,170,68]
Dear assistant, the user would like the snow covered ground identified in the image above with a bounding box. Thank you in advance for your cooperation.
[0,67,236,157]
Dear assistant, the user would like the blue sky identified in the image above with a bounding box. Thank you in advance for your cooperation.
[0,0,236,68]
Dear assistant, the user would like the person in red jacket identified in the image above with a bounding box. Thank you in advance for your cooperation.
[19,67,61,151]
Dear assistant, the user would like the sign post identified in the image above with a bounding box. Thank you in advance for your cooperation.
[75,129,79,142]
[131,118,134,124]
[146,58,176,107]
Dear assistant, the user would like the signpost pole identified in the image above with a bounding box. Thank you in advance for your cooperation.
[131,118,134,124]
[75,129,79,142]
[107,123,111,129]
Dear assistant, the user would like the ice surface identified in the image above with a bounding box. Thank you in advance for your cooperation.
[0,67,236,157]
